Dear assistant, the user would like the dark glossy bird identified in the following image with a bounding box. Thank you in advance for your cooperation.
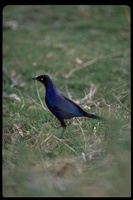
[32,75,103,138]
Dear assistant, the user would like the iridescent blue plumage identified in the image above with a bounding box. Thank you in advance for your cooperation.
[32,75,102,138]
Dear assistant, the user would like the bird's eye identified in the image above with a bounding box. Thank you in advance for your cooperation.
[41,78,43,81]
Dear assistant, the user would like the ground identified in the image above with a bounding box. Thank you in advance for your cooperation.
[3,5,130,197]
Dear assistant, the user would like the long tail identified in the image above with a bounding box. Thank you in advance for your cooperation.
[84,112,103,120]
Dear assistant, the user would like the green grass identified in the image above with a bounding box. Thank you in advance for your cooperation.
[3,5,130,197]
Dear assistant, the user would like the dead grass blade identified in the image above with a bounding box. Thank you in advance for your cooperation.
[35,79,44,108]
[53,135,78,155]
[62,50,124,78]
[3,66,17,86]
[113,93,130,112]
[76,118,87,151]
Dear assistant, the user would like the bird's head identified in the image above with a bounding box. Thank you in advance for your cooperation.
[32,75,51,85]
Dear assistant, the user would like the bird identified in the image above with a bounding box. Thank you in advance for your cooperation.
[32,75,103,138]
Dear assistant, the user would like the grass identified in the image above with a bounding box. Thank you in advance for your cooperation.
[3,5,130,197]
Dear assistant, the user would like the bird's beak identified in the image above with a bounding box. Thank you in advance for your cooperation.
[32,77,37,80]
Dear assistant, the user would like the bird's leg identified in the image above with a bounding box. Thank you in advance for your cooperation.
[60,121,66,139]
[60,126,66,139]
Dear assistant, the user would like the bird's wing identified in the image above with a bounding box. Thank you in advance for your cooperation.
[46,94,84,119]
[54,95,84,119]
[63,96,85,111]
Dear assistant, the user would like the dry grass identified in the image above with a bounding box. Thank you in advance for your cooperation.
[3,5,130,197]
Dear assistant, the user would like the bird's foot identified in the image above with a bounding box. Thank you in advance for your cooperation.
[59,135,66,140]
[59,138,69,142]
[58,135,69,141]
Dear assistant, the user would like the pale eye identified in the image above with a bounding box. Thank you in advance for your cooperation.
[41,78,43,81]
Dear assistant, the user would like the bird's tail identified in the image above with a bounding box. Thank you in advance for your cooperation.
[84,112,103,120]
